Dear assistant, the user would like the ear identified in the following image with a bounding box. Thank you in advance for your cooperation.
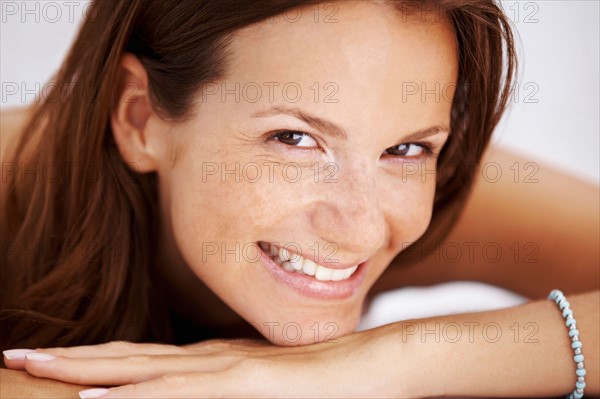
[111,53,159,173]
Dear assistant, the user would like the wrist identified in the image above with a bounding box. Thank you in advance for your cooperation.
[368,321,444,398]
[364,291,598,398]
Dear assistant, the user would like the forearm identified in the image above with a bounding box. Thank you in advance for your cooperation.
[378,290,599,397]
[446,147,600,297]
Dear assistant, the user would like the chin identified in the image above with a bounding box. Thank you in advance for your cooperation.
[246,307,363,347]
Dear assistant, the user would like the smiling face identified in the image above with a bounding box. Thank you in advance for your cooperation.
[147,1,458,345]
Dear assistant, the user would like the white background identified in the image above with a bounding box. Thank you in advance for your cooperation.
[1,0,598,183]
[492,0,599,185]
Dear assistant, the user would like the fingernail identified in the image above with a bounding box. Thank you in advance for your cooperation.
[25,352,56,361]
[79,388,110,398]
[3,349,36,360]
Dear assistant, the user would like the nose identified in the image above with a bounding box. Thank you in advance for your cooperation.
[308,163,387,260]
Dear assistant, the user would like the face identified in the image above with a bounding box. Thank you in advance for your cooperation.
[149,1,457,345]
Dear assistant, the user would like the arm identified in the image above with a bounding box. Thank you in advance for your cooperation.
[0,106,31,161]
[373,145,600,298]
[390,290,600,397]
[5,291,598,398]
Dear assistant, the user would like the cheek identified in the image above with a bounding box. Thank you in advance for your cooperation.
[164,159,297,275]
[169,179,240,260]
[382,166,437,248]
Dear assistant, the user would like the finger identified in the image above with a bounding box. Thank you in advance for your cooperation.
[3,358,26,371]
[35,341,186,359]
[23,352,242,386]
[39,339,270,359]
[182,338,272,354]
[3,349,36,370]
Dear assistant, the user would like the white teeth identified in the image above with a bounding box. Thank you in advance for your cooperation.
[302,259,317,276]
[331,269,349,281]
[264,242,359,281]
[289,257,303,271]
[315,265,334,281]
[279,247,291,262]
[282,261,295,272]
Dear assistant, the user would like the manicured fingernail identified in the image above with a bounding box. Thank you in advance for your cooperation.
[25,352,56,361]
[79,388,110,398]
[3,349,36,360]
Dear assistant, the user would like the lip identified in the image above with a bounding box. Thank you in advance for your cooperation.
[257,242,368,300]
[260,241,367,270]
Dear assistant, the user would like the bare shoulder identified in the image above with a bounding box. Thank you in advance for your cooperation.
[372,144,599,296]
[0,106,31,162]
[0,368,89,398]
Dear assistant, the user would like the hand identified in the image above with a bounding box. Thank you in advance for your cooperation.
[3,326,425,398]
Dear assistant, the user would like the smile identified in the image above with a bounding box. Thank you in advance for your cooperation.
[256,241,368,300]
[258,241,359,281]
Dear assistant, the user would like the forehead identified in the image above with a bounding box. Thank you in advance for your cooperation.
[217,1,458,134]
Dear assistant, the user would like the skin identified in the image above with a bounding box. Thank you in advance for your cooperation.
[0,368,89,398]
[1,1,598,398]
[113,0,456,345]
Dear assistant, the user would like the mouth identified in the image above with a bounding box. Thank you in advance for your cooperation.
[257,241,368,300]
[259,241,360,281]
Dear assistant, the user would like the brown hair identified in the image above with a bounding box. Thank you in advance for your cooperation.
[0,0,516,351]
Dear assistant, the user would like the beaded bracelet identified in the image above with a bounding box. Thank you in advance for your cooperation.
[548,289,587,399]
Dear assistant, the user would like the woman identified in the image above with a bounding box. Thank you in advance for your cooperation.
[1,0,598,397]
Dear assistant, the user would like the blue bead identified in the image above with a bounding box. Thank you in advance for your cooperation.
[571,340,582,349]
[574,354,584,362]
[566,318,576,327]
[559,300,570,310]
[549,289,562,300]
[563,308,573,317]
[569,329,579,337]
[576,381,586,389]
[553,294,563,302]
[574,392,584,399]
[576,368,586,377]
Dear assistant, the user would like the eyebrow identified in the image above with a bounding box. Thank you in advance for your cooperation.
[251,106,449,142]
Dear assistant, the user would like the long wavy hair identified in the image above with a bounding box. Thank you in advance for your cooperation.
[0,0,516,352]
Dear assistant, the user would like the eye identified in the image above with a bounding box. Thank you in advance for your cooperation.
[271,130,318,148]
[384,142,433,158]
